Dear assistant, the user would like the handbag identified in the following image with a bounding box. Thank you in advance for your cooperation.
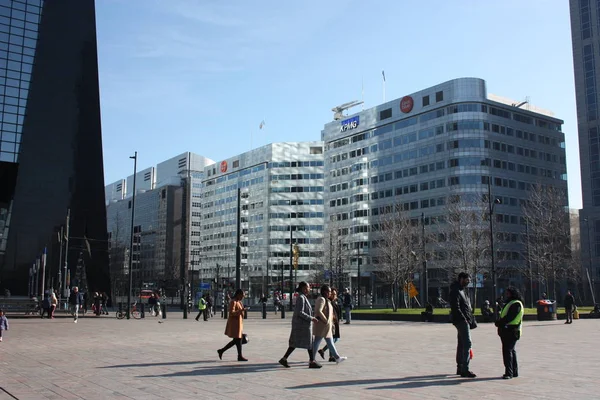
[469,319,478,330]
[241,333,249,345]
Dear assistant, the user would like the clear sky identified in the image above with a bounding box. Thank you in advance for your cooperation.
[96,0,581,208]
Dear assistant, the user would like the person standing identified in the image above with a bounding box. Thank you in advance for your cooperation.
[450,272,476,378]
[101,292,109,315]
[313,285,346,364]
[68,287,83,323]
[0,309,8,342]
[495,286,524,379]
[342,288,352,324]
[217,289,247,361]
[196,293,208,321]
[318,287,342,362]
[564,290,575,324]
[279,281,321,369]
[50,290,58,319]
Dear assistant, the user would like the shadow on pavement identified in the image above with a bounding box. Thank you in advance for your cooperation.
[99,360,218,368]
[136,362,282,378]
[287,375,501,390]
[368,376,501,390]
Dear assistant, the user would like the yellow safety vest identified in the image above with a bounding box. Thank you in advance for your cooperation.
[500,299,524,336]
[198,298,206,310]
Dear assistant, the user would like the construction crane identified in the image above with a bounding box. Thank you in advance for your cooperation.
[332,100,364,121]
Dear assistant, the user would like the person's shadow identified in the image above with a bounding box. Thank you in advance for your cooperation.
[287,375,501,390]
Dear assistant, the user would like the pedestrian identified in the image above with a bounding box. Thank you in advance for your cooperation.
[342,288,353,324]
[196,293,208,321]
[206,294,213,318]
[217,289,247,361]
[41,290,51,318]
[313,285,346,364]
[495,286,524,379]
[0,309,8,342]
[564,290,575,324]
[68,287,83,323]
[101,292,109,315]
[50,290,58,319]
[274,292,281,314]
[148,293,157,316]
[279,281,321,369]
[450,272,476,378]
[93,292,101,316]
[318,287,342,362]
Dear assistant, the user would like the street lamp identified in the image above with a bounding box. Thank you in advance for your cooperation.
[487,181,501,317]
[420,213,428,307]
[127,151,138,320]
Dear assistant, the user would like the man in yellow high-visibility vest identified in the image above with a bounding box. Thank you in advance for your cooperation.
[195,294,208,322]
[495,286,524,379]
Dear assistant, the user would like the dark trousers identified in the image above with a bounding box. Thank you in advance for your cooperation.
[454,321,472,372]
[566,307,573,323]
[221,338,242,357]
[283,346,314,362]
[195,309,208,321]
[500,333,518,377]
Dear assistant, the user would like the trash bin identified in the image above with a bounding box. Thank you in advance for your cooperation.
[536,299,557,321]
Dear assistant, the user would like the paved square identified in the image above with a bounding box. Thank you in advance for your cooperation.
[0,312,597,399]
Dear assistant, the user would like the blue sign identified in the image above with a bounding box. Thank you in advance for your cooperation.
[199,282,211,290]
[340,116,359,132]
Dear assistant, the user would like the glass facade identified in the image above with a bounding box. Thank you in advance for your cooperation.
[0,0,42,254]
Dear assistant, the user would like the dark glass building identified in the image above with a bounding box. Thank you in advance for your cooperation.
[0,0,109,295]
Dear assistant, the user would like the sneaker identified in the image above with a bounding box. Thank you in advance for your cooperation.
[308,361,322,369]
[460,371,476,378]
[279,358,290,368]
[335,356,347,364]
[502,374,512,379]
[74,319,77,323]
[328,357,336,362]
[318,349,325,360]
[0,337,3,342]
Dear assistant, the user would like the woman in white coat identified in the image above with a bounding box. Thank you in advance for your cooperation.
[312,284,347,364]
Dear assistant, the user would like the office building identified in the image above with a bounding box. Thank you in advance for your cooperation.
[200,142,325,300]
[105,152,213,295]
[570,0,600,296]
[322,77,567,303]
[0,0,109,294]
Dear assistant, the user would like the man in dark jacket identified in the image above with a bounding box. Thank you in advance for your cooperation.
[564,290,575,324]
[450,272,476,378]
[68,287,83,323]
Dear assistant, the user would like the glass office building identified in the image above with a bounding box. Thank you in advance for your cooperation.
[322,78,567,303]
[0,0,108,294]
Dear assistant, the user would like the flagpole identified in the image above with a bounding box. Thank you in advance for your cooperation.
[41,247,47,301]
[63,209,70,307]
[382,70,386,103]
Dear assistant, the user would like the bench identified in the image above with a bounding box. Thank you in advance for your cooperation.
[0,298,40,315]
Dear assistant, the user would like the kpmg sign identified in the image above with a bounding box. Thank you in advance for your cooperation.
[340,116,359,132]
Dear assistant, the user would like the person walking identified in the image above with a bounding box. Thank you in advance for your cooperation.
[68,287,83,323]
[313,285,347,364]
[450,272,476,378]
[196,293,208,321]
[0,309,8,342]
[495,286,524,379]
[101,292,109,315]
[318,287,342,362]
[50,290,58,319]
[217,289,247,361]
[564,290,575,324]
[342,288,352,324]
[279,281,321,369]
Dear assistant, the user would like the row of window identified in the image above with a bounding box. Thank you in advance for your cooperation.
[270,173,324,180]
[268,212,324,219]
[270,186,324,193]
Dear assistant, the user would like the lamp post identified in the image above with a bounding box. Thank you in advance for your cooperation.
[127,151,138,320]
[525,218,534,308]
[289,227,294,311]
[421,213,428,307]
[487,181,501,317]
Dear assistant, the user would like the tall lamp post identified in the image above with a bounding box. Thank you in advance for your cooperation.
[289,227,294,311]
[487,181,501,317]
[584,217,596,304]
[127,151,138,319]
[421,213,428,307]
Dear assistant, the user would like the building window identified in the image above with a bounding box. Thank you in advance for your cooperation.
[310,146,323,154]
[233,160,239,168]
[436,91,443,102]
[379,108,392,120]
[422,95,430,107]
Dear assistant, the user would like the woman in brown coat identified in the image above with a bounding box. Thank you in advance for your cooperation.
[312,284,346,364]
[218,289,247,361]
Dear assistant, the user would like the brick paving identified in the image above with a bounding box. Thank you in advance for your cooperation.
[0,311,597,399]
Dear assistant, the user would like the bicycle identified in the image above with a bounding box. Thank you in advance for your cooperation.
[116,302,141,319]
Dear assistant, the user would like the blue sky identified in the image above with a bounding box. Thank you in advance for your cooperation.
[96,0,581,208]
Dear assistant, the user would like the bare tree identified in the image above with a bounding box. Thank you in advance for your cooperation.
[437,193,490,306]
[522,184,570,301]
[320,219,353,291]
[375,204,420,311]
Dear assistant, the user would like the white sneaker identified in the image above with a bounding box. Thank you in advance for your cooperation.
[336,356,347,364]
[74,319,77,323]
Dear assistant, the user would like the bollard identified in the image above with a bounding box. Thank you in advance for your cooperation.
[223,304,228,319]
[262,302,267,319]
[162,303,167,319]
[244,307,248,319]
[140,303,145,318]
[281,305,285,319]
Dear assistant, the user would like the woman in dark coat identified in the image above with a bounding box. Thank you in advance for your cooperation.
[279,282,321,369]
[218,289,247,361]
[318,287,342,362]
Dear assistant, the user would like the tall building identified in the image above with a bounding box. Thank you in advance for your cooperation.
[200,142,325,300]
[0,0,109,294]
[105,152,214,295]
[570,0,600,296]
[322,77,567,303]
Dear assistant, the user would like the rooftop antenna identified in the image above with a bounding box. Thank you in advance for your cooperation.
[332,100,364,121]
